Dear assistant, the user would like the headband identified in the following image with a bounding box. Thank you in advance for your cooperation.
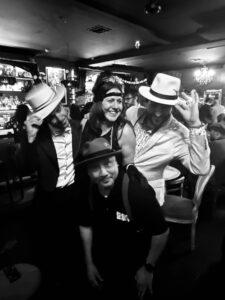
[104,92,122,98]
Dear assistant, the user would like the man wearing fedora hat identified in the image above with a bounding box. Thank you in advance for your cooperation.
[126,73,210,206]
[77,137,169,300]
[18,83,84,298]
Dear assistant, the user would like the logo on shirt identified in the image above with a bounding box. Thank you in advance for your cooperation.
[116,211,130,222]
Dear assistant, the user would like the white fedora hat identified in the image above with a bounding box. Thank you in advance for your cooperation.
[139,73,181,105]
[25,83,66,119]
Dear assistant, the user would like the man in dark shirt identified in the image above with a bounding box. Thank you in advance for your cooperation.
[77,137,169,300]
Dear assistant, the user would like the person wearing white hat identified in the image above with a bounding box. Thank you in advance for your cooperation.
[126,73,210,206]
[18,83,84,298]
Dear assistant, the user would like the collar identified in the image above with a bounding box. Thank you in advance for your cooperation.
[48,124,71,136]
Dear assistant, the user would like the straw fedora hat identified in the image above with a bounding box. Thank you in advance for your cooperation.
[139,73,181,105]
[25,83,66,119]
[77,137,122,166]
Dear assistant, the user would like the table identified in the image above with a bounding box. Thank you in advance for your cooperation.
[163,165,181,181]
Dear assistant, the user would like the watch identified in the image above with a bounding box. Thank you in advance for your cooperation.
[144,262,155,273]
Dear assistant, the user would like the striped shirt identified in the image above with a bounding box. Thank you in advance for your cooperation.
[50,126,75,188]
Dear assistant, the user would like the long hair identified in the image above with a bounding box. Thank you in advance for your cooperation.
[89,81,126,133]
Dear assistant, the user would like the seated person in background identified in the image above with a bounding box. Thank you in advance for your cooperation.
[124,87,139,110]
[126,73,210,205]
[203,122,225,215]
[77,137,169,300]
[199,95,225,125]
[207,122,225,182]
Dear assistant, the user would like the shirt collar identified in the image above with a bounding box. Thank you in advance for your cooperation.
[48,124,71,136]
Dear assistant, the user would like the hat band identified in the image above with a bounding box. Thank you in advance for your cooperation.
[82,149,115,161]
[150,88,178,100]
[31,91,56,113]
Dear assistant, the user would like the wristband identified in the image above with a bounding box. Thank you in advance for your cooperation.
[188,124,204,128]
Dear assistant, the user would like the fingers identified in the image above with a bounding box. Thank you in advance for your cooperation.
[25,115,43,125]
[190,89,199,104]
[181,90,199,104]
[25,115,43,130]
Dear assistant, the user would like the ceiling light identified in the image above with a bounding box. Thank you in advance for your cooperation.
[145,1,162,14]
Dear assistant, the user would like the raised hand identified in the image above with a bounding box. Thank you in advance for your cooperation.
[174,89,202,127]
[24,114,43,143]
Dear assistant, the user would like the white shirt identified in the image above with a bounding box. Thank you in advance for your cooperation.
[50,126,75,188]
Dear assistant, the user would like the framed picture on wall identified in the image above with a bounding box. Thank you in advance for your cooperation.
[46,66,67,104]
[204,89,222,105]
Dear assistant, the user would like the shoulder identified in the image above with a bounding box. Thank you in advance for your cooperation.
[168,117,189,136]
[126,106,146,125]
[116,121,135,143]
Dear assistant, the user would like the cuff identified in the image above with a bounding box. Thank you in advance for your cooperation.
[189,124,206,136]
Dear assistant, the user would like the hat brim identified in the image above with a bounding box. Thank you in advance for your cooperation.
[29,85,66,119]
[76,149,122,167]
[139,86,179,106]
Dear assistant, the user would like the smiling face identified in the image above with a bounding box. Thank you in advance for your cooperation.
[87,156,119,190]
[101,88,123,122]
[146,101,173,127]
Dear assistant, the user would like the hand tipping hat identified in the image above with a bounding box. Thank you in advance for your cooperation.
[25,83,66,119]
[77,137,122,166]
[139,73,181,105]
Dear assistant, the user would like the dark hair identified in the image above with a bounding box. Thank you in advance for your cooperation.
[15,104,29,124]
[88,97,126,134]
[124,86,138,97]
[92,81,123,103]
[218,113,225,123]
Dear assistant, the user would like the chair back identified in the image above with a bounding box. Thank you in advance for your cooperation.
[166,176,185,197]
[193,165,215,208]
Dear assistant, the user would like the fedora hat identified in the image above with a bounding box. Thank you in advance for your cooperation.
[25,83,66,119]
[77,137,122,166]
[139,73,181,105]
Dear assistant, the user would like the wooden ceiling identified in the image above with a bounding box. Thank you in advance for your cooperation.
[1,0,225,72]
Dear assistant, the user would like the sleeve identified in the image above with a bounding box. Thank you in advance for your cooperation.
[16,129,38,174]
[75,178,93,227]
[173,123,211,175]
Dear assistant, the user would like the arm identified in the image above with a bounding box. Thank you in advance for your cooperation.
[135,229,169,299]
[117,122,136,166]
[174,90,210,174]
[79,226,103,289]
[15,115,43,173]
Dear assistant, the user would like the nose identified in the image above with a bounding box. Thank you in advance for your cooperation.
[153,104,163,116]
[112,100,120,109]
[99,164,108,176]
